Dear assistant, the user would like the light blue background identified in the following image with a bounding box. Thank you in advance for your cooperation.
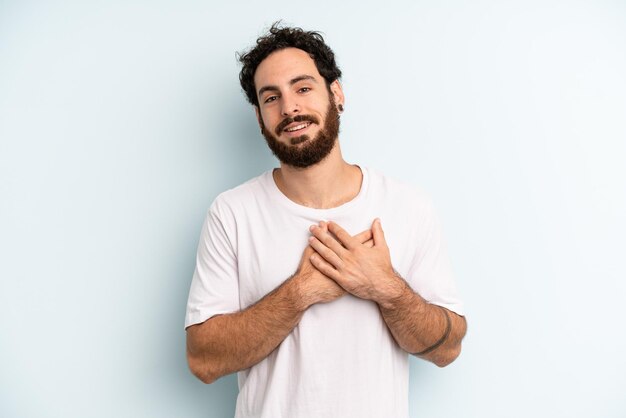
[1,1,625,417]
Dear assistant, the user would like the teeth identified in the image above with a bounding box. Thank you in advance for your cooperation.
[285,123,309,132]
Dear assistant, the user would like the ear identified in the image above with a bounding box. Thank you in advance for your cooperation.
[329,80,345,109]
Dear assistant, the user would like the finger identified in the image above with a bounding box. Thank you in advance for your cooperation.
[327,221,359,250]
[309,236,345,269]
[353,228,373,245]
[372,218,388,248]
[310,252,342,282]
[363,238,374,248]
[310,224,347,257]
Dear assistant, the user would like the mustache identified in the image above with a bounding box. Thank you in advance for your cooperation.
[275,114,320,136]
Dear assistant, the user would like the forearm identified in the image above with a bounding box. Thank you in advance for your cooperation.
[377,274,467,367]
[186,276,306,383]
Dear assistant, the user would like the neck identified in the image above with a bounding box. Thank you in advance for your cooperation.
[273,141,363,209]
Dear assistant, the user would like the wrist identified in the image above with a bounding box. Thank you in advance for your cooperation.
[287,272,314,312]
[375,273,412,310]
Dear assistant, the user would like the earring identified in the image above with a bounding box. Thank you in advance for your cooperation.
[338,104,344,113]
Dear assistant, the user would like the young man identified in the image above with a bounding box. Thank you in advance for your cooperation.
[185,23,467,418]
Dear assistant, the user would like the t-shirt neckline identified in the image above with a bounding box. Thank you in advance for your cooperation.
[263,165,369,216]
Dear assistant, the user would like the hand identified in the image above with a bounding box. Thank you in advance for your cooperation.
[294,223,375,308]
[308,219,400,303]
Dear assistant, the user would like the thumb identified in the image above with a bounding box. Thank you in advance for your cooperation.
[372,218,387,248]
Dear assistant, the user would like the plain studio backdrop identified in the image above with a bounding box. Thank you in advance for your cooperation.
[1,1,625,417]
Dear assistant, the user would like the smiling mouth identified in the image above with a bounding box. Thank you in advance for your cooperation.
[275,115,319,136]
[284,122,311,133]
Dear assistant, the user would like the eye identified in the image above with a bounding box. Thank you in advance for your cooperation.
[298,87,311,93]
[264,95,278,104]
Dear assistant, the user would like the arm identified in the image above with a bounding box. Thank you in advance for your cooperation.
[186,226,374,384]
[186,273,307,384]
[308,219,466,367]
[377,274,467,367]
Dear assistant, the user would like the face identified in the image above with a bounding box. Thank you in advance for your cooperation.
[253,48,344,168]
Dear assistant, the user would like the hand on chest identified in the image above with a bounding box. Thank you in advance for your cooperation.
[236,214,415,308]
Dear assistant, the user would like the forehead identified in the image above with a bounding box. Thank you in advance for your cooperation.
[254,47,322,91]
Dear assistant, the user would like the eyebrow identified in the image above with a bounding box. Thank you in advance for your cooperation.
[257,75,318,98]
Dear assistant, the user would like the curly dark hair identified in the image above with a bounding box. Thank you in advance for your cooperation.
[238,22,342,107]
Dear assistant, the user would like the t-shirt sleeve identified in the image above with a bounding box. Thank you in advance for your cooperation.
[405,195,465,316]
[184,200,240,329]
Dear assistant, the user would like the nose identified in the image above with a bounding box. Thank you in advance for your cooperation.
[280,94,300,117]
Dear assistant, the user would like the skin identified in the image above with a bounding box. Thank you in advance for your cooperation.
[186,47,467,384]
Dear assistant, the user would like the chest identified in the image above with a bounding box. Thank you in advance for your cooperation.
[234,207,418,309]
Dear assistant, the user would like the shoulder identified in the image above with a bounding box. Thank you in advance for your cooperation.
[364,166,435,212]
[209,170,272,217]
[200,171,272,242]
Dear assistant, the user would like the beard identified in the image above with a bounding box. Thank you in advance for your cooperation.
[259,96,340,169]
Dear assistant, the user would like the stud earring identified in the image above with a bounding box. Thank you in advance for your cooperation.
[338,104,344,113]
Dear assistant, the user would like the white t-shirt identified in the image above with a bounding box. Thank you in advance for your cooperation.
[185,166,464,418]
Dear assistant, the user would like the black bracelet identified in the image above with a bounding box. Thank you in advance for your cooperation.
[413,306,451,356]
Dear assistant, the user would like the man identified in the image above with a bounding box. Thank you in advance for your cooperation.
[185,23,467,418]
